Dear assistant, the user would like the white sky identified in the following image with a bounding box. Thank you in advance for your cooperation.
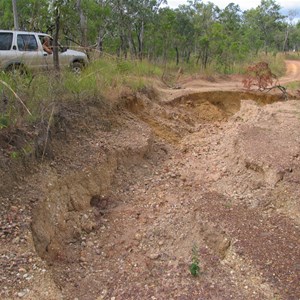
[166,0,300,13]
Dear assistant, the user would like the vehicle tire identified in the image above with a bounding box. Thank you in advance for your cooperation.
[6,63,27,75]
[71,62,83,74]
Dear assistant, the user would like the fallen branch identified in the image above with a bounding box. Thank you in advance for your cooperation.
[263,85,288,100]
[0,79,32,116]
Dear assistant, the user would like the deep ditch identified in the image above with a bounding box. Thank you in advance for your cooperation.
[30,90,291,299]
[31,91,282,262]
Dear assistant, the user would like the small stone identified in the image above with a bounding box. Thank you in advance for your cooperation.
[135,233,142,241]
[12,237,20,244]
[17,289,29,298]
[87,241,94,247]
[10,206,18,212]
[79,256,87,263]
[148,253,160,260]
[94,289,108,300]
[18,268,26,273]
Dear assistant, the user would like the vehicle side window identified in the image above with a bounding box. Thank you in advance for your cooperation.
[39,35,53,47]
[0,33,13,50]
[17,34,38,51]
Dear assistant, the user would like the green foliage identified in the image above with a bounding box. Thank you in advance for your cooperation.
[1,0,299,72]
[10,151,20,159]
[0,0,50,31]
[0,57,164,134]
[284,52,300,61]
[70,57,162,94]
[189,244,200,277]
[0,115,9,129]
[285,81,300,90]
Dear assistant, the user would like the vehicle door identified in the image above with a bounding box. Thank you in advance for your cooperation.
[38,35,73,69]
[16,33,44,69]
[38,35,54,70]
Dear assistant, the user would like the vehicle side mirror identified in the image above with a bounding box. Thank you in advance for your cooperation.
[61,46,68,53]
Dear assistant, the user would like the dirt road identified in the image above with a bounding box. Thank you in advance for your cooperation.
[1,62,300,299]
[280,59,300,83]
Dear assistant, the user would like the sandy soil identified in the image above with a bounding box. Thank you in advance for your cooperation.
[1,61,300,300]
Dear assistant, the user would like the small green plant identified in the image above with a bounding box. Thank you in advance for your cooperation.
[189,244,200,277]
[10,151,20,159]
[0,115,9,129]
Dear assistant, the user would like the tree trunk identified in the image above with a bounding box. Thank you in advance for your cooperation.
[76,0,88,47]
[12,0,19,30]
[53,6,60,72]
[175,46,179,65]
[137,20,144,61]
[120,35,127,59]
[186,51,190,64]
[128,33,137,59]
[283,25,289,53]
[97,28,105,53]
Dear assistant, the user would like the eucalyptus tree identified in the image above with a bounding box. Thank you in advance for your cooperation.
[12,0,19,30]
[190,1,219,69]
[0,1,13,29]
[0,0,50,31]
[289,21,300,51]
[217,3,245,71]
[282,10,299,52]
[128,0,166,60]
[173,5,195,64]
[107,0,165,59]
[81,0,112,52]
[244,0,284,54]
[50,0,81,69]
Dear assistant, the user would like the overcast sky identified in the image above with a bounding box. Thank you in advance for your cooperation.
[166,0,300,15]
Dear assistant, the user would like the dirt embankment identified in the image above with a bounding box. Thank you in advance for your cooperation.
[1,62,300,300]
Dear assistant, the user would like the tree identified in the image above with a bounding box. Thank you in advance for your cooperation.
[0,0,49,31]
[173,6,195,64]
[12,0,19,30]
[191,1,219,69]
[244,0,284,54]
[0,0,298,72]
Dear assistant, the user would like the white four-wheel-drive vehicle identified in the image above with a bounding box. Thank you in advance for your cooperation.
[0,30,88,73]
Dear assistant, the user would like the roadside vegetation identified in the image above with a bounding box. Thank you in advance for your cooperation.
[0,51,287,131]
[1,0,300,70]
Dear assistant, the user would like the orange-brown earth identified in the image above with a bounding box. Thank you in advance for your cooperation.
[1,61,300,300]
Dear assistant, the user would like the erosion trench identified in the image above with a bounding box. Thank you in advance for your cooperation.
[32,91,268,261]
[27,88,300,300]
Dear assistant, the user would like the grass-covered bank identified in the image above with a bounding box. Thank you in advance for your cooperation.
[0,53,289,162]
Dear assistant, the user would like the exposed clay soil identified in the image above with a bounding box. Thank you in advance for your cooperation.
[1,60,300,300]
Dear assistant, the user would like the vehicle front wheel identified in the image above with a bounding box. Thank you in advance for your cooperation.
[5,63,27,75]
[71,62,84,74]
